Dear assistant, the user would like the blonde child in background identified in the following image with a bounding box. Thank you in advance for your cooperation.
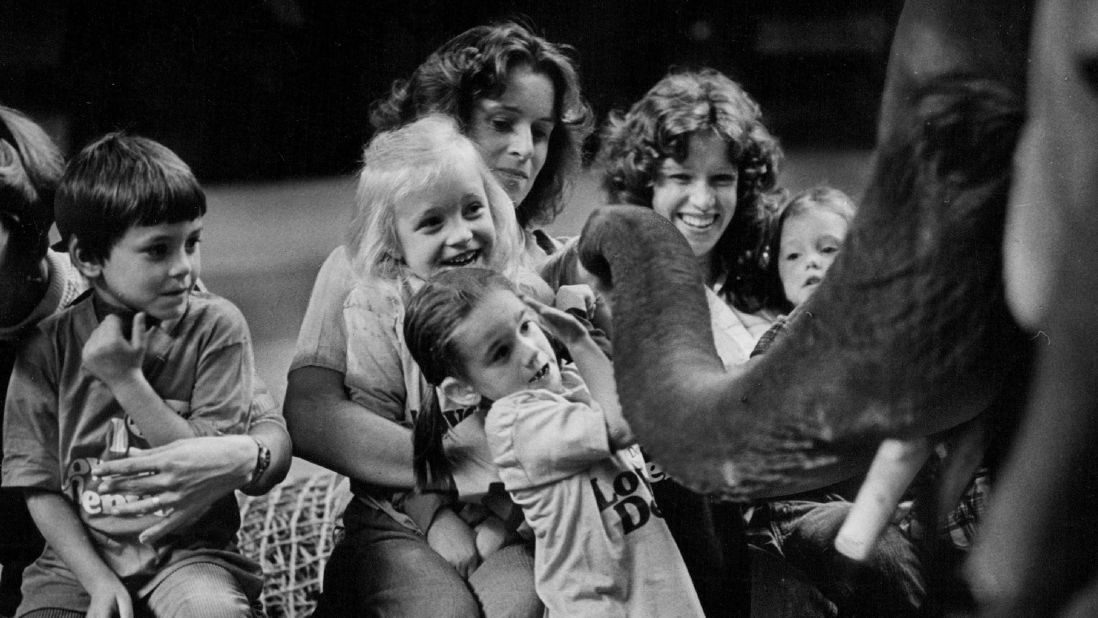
[405,267,704,617]
[769,185,856,313]
[3,133,260,617]
[748,185,927,617]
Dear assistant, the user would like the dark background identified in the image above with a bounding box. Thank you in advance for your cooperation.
[0,1,895,470]
[1,0,900,181]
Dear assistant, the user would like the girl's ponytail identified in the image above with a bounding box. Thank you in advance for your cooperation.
[412,390,452,491]
[405,268,519,489]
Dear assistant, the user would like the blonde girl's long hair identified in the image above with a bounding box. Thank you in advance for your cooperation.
[347,114,521,283]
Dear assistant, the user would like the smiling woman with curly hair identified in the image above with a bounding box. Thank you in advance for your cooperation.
[601,68,784,315]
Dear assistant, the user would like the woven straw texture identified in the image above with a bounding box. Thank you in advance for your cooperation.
[237,472,350,617]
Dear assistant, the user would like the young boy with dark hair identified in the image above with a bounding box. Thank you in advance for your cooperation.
[3,133,261,617]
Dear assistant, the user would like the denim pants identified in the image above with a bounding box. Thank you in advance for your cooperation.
[313,500,541,617]
[747,499,926,617]
[17,560,257,618]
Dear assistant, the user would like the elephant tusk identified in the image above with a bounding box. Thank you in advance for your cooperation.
[835,437,931,561]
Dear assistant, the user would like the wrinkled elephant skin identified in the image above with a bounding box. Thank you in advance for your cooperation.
[970,0,1098,614]
[577,4,1032,505]
[577,1,1030,502]
[581,0,1098,612]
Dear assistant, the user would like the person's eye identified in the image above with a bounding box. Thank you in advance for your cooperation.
[463,201,485,217]
[711,173,738,186]
[821,245,839,255]
[669,173,692,184]
[185,236,201,253]
[784,252,800,262]
[415,216,443,232]
[532,124,553,143]
[144,244,169,259]
[491,117,513,133]
[491,344,510,363]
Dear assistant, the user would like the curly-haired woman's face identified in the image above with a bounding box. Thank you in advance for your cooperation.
[651,131,739,262]
[468,65,555,210]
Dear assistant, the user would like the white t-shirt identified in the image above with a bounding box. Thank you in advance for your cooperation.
[486,366,704,617]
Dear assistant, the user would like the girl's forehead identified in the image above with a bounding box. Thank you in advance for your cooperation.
[454,290,525,343]
[407,161,485,200]
[783,207,851,236]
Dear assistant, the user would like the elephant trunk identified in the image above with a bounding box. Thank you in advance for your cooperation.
[579,76,1027,500]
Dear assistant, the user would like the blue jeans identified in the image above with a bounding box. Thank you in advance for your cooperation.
[313,500,541,617]
[17,560,256,618]
[747,499,925,616]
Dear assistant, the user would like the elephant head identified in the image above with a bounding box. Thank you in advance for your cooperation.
[582,0,1098,612]
[577,0,1031,503]
[967,0,1098,613]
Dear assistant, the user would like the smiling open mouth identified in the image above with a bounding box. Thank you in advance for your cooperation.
[679,213,717,230]
[441,249,482,267]
[530,362,549,383]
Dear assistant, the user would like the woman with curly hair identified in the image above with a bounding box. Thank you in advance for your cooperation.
[285,21,592,617]
[601,67,784,356]
[595,68,786,615]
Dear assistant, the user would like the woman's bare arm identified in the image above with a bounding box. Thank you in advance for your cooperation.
[284,365,415,488]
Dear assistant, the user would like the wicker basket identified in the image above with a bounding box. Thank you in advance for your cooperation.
[237,472,350,617]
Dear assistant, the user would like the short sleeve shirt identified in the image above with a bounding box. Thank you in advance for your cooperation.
[486,366,704,617]
[291,246,356,373]
[3,291,254,582]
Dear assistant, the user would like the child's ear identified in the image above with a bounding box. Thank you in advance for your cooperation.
[69,237,103,278]
[440,377,481,408]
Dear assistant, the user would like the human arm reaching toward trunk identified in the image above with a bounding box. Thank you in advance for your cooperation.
[526,297,633,449]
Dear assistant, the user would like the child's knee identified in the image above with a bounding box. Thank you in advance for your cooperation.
[158,592,253,618]
[145,563,254,618]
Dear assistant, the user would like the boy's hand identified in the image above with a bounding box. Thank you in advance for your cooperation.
[524,296,589,346]
[87,574,133,618]
[426,508,480,578]
[553,284,597,316]
[82,313,148,387]
[474,515,508,559]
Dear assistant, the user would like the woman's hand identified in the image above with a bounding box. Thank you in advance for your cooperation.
[426,508,481,578]
[91,435,257,543]
[87,574,133,618]
[553,284,597,316]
